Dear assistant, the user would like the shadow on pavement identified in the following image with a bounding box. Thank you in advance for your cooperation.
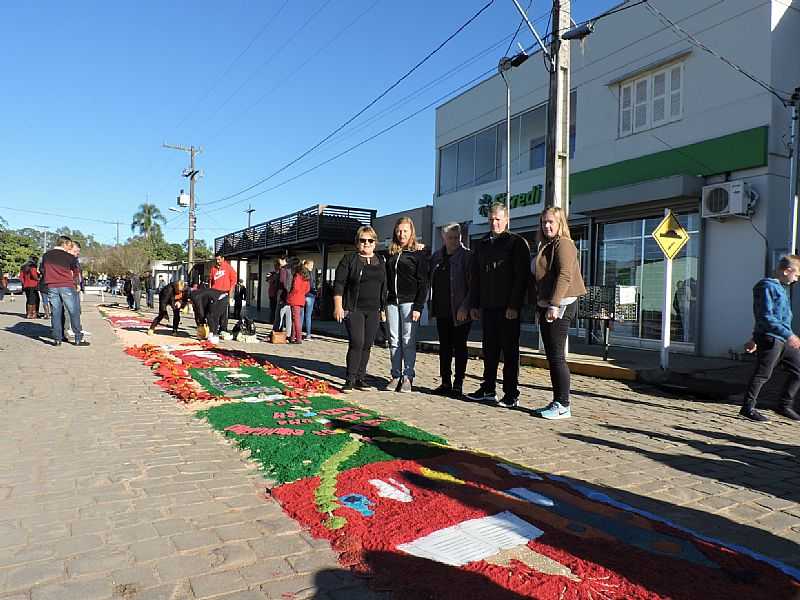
[313,419,800,599]
[562,425,800,504]
[4,321,53,344]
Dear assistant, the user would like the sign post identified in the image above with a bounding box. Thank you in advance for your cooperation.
[651,209,691,370]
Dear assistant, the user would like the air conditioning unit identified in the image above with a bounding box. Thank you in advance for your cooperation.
[701,181,750,218]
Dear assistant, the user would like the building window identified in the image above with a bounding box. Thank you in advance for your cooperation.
[437,90,577,195]
[619,62,683,137]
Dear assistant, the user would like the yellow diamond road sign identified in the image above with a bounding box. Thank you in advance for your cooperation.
[652,211,690,260]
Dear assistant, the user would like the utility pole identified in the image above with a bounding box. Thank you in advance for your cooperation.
[789,87,800,255]
[544,0,571,213]
[245,205,255,228]
[163,143,202,279]
[114,222,120,246]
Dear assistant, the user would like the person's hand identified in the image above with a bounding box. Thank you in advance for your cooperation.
[456,308,469,322]
[546,306,559,322]
[334,306,345,323]
[787,334,800,349]
[380,311,387,322]
[744,339,757,353]
[411,310,421,322]
[505,308,519,320]
[470,308,480,321]
[415,243,426,251]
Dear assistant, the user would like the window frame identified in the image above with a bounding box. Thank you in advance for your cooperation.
[619,61,684,138]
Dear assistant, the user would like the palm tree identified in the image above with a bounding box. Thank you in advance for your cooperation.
[131,203,166,239]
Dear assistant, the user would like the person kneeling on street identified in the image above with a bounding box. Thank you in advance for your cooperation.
[148,280,188,336]
[739,255,800,422]
[191,287,229,345]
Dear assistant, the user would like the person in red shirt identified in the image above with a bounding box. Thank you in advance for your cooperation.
[19,255,40,319]
[286,263,311,344]
[209,254,237,332]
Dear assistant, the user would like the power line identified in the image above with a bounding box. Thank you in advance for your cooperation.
[209,0,383,144]
[173,0,291,132]
[0,206,119,226]
[202,0,334,128]
[201,0,496,207]
[643,0,790,105]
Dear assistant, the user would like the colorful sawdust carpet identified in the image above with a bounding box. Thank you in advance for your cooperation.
[116,338,800,599]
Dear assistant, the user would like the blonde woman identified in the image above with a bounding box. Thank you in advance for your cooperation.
[530,206,586,419]
[301,259,316,339]
[333,226,387,392]
[384,217,429,392]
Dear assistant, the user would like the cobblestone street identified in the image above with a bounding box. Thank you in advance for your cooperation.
[1,298,799,599]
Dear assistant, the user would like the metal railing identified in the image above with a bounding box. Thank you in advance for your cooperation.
[214,205,375,255]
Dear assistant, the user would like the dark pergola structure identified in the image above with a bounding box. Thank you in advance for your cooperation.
[214,204,375,316]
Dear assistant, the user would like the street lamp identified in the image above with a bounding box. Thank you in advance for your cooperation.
[498,50,530,222]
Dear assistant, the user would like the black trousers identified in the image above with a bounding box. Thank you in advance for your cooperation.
[150,302,181,332]
[436,315,472,386]
[742,334,800,412]
[481,308,521,398]
[538,302,577,406]
[219,302,229,332]
[234,301,243,320]
[24,288,39,312]
[192,289,228,335]
[344,309,380,382]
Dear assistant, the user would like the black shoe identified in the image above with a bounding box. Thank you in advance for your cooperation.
[450,385,463,399]
[433,384,453,396]
[341,381,355,393]
[777,406,800,421]
[739,408,768,422]
[53,340,62,346]
[465,386,497,402]
[354,380,370,391]
[172,329,179,336]
[498,395,519,408]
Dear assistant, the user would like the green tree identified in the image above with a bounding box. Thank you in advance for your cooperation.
[55,226,100,250]
[131,203,166,240]
[186,239,213,261]
[0,230,39,275]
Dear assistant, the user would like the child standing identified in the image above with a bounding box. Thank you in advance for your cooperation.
[286,263,311,344]
[740,255,800,422]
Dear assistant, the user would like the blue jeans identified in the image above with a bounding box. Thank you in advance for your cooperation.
[48,287,82,342]
[387,302,418,379]
[146,289,154,307]
[301,295,315,335]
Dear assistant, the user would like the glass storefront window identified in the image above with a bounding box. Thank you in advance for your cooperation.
[598,213,699,346]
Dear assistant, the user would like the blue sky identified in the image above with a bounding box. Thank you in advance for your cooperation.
[0,0,618,246]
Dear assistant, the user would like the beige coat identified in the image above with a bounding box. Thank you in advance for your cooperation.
[531,237,587,307]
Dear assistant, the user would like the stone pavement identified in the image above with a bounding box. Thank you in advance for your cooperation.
[1,296,799,600]
[0,298,381,600]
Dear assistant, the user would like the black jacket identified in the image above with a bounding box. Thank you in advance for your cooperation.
[159,282,189,309]
[469,231,531,311]
[334,252,387,312]
[386,249,429,312]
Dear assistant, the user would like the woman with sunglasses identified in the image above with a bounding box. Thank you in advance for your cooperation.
[333,226,387,392]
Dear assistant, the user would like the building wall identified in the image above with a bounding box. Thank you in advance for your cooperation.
[374,205,433,250]
[432,0,791,357]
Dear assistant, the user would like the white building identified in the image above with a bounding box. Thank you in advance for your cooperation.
[433,0,800,357]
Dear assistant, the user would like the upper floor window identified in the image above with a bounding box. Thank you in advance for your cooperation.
[438,90,576,195]
[619,62,683,137]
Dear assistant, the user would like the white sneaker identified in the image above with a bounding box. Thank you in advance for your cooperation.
[207,334,220,344]
[539,401,571,420]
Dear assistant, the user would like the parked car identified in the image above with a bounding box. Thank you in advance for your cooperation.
[6,278,23,294]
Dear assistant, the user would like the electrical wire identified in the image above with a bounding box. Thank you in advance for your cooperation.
[201,0,496,207]
[208,0,383,143]
[173,0,291,133]
[203,0,334,127]
[643,0,790,106]
[0,206,120,225]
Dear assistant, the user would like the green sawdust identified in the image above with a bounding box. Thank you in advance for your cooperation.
[197,395,447,484]
[189,366,284,398]
[315,437,363,530]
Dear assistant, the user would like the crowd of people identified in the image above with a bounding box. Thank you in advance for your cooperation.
[330,202,586,419]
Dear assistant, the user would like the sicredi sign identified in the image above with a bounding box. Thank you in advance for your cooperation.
[473,180,545,223]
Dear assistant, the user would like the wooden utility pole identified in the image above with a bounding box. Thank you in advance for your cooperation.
[163,143,202,275]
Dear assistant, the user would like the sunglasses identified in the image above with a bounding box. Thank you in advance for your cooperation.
[359,238,375,244]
